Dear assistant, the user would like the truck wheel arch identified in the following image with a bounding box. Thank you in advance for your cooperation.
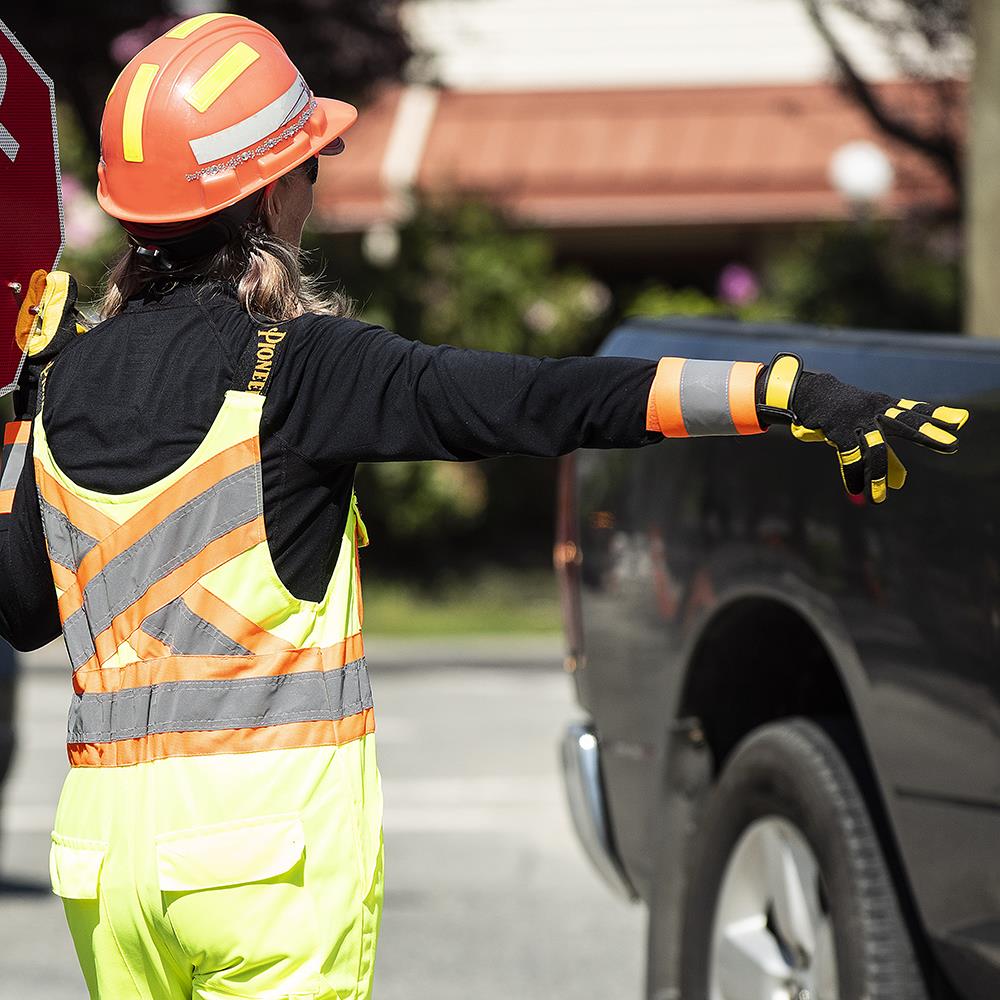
[645,594,938,999]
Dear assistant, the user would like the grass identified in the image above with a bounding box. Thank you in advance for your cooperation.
[361,569,562,636]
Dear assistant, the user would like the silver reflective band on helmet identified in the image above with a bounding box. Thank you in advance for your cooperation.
[189,74,309,166]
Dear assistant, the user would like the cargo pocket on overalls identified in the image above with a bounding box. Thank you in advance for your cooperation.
[49,832,106,898]
[156,813,322,993]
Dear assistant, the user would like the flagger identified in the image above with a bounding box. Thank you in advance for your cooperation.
[0,14,968,1000]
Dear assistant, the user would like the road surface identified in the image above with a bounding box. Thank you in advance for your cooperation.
[0,638,643,999]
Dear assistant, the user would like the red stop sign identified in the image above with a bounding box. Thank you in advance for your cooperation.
[0,19,63,396]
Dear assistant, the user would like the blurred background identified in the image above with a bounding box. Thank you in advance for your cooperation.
[1,0,979,631]
[0,0,987,996]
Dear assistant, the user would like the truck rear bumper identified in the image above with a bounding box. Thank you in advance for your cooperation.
[561,721,637,901]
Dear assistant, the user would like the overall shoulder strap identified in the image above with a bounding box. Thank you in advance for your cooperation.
[232,323,290,395]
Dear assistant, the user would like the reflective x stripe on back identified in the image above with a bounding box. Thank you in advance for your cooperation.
[33,324,372,767]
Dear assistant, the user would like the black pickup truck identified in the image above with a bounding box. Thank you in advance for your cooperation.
[558,317,999,1000]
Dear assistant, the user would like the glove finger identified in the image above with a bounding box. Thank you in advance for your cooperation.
[836,438,866,496]
[881,409,959,454]
[885,399,969,431]
[886,442,907,490]
[790,423,828,444]
[861,428,889,504]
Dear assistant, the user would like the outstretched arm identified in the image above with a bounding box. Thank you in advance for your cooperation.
[277,321,969,503]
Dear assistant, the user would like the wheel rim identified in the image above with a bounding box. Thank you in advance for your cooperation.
[708,816,839,1000]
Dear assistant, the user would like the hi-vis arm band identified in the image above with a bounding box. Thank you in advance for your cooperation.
[0,421,31,515]
[646,358,764,437]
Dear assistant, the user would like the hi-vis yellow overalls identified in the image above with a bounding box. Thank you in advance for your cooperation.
[33,328,383,1000]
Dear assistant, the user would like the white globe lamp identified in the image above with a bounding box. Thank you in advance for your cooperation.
[828,140,895,207]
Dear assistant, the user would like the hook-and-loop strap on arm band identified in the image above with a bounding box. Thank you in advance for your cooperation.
[646,358,764,438]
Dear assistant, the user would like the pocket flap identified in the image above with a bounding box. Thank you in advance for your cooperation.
[156,814,305,892]
[49,834,105,899]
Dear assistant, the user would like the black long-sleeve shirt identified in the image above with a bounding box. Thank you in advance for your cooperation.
[0,281,658,651]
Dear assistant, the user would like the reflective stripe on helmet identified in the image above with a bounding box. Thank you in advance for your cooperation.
[189,75,309,166]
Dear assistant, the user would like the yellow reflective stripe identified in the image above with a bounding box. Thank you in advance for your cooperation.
[864,429,884,448]
[919,423,956,446]
[871,477,887,503]
[897,399,923,410]
[166,12,232,39]
[765,355,800,411]
[185,42,260,114]
[122,64,159,163]
[884,407,903,419]
[932,405,969,428]
[839,447,862,466]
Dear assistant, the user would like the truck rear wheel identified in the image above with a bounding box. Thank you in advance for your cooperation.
[679,718,927,1000]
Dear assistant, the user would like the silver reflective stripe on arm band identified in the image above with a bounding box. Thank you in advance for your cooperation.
[679,359,738,436]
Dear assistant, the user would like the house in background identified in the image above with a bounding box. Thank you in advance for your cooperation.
[313,0,958,286]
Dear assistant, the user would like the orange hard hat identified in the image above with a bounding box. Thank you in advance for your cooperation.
[97,13,358,226]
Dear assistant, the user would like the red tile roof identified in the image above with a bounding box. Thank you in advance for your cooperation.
[313,81,956,230]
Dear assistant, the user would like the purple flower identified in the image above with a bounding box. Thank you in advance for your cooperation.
[717,263,760,307]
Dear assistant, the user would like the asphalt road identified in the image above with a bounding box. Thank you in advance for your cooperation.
[0,638,643,999]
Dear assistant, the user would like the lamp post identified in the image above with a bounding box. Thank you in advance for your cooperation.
[828,140,895,217]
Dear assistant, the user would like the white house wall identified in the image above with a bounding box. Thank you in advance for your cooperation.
[403,0,904,90]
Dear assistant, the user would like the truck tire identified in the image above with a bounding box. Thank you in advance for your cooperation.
[679,718,927,1000]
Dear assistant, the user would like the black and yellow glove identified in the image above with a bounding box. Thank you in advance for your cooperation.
[756,353,969,504]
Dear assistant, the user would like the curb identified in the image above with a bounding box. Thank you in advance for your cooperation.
[15,634,565,674]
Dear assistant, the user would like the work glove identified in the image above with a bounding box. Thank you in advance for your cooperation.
[756,353,969,504]
[12,270,88,418]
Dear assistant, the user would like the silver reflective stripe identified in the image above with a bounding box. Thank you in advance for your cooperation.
[0,442,26,492]
[141,596,251,657]
[679,360,738,436]
[189,75,309,165]
[82,464,260,637]
[40,497,98,571]
[63,608,97,672]
[67,658,372,743]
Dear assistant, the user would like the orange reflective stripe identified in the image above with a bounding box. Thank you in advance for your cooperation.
[0,490,13,515]
[728,361,764,435]
[130,627,173,662]
[73,438,259,597]
[646,357,687,437]
[50,560,77,593]
[35,462,120,541]
[5,421,30,446]
[73,631,365,694]
[93,516,265,663]
[182,584,296,655]
[67,707,375,767]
